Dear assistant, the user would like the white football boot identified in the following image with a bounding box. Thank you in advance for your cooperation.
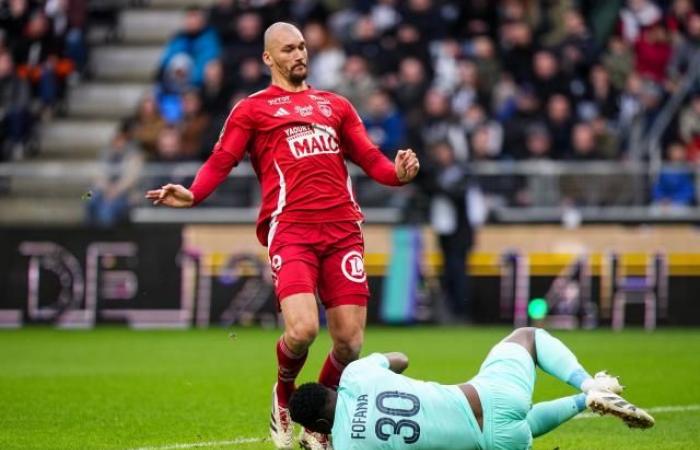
[299,428,333,450]
[586,390,655,429]
[270,383,294,450]
[584,370,624,394]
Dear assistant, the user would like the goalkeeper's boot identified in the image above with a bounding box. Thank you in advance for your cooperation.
[586,390,655,429]
[270,383,294,450]
[583,371,624,394]
[299,428,333,450]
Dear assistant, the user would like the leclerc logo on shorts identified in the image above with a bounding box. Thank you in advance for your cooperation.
[341,251,366,283]
[271,255,282,271]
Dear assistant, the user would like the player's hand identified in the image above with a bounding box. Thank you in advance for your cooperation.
[395,149,420,183]
[145,184,194,208]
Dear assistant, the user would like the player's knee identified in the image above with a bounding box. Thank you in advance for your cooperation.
[506,327,537,359]
[285,320,319,348]
[332,333,363,363]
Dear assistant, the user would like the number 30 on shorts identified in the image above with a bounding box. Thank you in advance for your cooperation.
[341,251,366,283]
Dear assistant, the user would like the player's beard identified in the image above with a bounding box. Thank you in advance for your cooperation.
[288,64,307,85]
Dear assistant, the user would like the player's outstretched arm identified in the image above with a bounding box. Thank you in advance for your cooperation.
[395,149,420,183]
[384,352,409,374]
[145,183,194,208]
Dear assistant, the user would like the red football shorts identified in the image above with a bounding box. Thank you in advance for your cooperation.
[267,220,369,309]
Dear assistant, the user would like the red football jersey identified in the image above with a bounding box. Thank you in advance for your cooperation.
[189,85,403,246]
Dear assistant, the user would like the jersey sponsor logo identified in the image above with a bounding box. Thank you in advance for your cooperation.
[268,96,291,105]
[319,104,333,118]
[295,105,314,117]
[341,250,366,283]
[273,107,290,117]
[309,94,331,104]
[286,124,340,159]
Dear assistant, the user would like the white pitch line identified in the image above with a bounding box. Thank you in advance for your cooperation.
[575,403,700,419]
[129,436,267,450]
[131,404,700,450]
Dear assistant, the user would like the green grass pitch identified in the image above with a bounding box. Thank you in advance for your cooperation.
[1,326,699,449]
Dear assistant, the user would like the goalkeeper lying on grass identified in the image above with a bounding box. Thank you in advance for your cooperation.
[290,327,654,450]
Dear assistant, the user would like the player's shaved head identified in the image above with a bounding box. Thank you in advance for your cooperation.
[262,21,308,89]
[264,22,303,51]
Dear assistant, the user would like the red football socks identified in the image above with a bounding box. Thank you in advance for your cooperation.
[318,351,347,390]
[276,338,308,407]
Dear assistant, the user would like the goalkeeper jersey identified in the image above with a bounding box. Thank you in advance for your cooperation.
[331,353,485,450]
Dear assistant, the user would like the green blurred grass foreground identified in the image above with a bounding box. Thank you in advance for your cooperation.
[1,327,699,449]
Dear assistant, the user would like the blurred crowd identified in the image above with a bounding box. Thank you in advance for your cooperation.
[4,0,700,224]
[106,0,698,212]
[0,0,88,160]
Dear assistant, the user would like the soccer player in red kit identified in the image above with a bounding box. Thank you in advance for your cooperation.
[146,22,419,450]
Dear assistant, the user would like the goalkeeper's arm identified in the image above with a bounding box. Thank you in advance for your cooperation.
[384,352,409,374]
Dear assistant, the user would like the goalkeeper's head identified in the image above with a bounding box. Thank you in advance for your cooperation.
[289,383,337,434]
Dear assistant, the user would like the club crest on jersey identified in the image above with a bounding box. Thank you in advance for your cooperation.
[295,105,314,117]
[285,124,340,159]
[319,104,333,117]
[268,96,291,105]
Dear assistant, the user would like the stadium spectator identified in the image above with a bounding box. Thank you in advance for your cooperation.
[602,35,635,91]
[145,22,419,450]
[86,124,143,227]
[499,21,535,84]
[0,0,32,50]
[290,328,654,450]
[617,0,662,44]
[127,94,166,159]
[206,0,238,42]
[200,59,232,119]
[157,6,220,89]
[667,13,700,89]
[531,49,569,103]
[449,58,482,116]
[333,54,377,116]
[568,122,603,160]
[234,56,267,94]
[423,140,474,323]
[469,35,501,98]
[584,65,619,121]
[362,89,406,157]
[13,8,74,117]
[156,6,220,122]
[502,85,543,160]
[417,88,468,162]
[666,0,695,40]
[557,9,596,78]
[633,20,672,83]
[524,123,553,160]
[652,142,696,207]
[392,56,430,129]
[0,49,33,160]
[45,0,87,78]
[221,11,263,77]
[679,91,700,162]
[303,21,345,91]
[179,90,210,159]
[545,94,574,159]
[154,125,185,162]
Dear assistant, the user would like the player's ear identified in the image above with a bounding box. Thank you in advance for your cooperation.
[262,51,273,68]
[315,418,332,434]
